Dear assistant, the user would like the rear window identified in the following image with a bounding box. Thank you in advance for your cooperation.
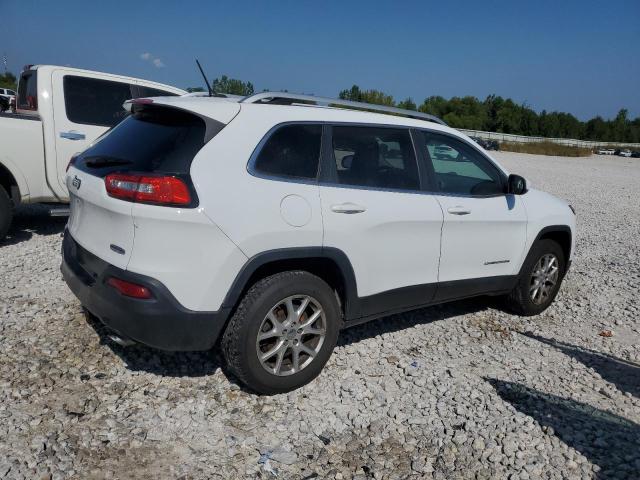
[17,70,38,111]
[64,75,133,127]
[252,124,322,180]
[75,105,207,178]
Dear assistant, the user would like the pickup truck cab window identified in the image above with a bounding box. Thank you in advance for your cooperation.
[17,70,38,111]
[63,75,133,127]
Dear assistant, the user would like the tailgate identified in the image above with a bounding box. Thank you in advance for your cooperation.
[66,167,134,269]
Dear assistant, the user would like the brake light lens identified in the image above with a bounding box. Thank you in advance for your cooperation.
[105,173,191,206]
[107,277,152,299]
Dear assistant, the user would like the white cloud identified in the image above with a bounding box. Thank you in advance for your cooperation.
[140,52,165,68]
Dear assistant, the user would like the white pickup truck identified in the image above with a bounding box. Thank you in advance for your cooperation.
[0,65,185,239]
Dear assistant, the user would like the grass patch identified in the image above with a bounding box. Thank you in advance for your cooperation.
[499,141,592,157]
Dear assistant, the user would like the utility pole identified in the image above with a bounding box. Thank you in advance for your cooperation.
[2,53,7,74]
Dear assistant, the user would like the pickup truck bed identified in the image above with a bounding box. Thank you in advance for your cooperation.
[0,112,49,203]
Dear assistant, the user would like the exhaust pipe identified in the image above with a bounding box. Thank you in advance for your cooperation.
[108,333,136,347]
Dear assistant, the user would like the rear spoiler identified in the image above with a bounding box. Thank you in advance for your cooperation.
[122,99,226,143]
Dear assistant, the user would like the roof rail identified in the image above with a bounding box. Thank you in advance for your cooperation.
[240,91,447,126]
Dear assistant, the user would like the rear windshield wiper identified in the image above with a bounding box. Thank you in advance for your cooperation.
[83,156,134,168]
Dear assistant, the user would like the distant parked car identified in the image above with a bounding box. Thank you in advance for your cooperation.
[619,149,632,157]
[0,88,16,112]
[631,151,640,158]
[596,148,615,155]
[433,144,457,159]
[470,136,489,149]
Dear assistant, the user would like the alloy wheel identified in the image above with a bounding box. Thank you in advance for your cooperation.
[256,295,326,376]
[529,253,559,305]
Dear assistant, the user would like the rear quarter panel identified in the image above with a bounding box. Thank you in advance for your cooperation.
[190,106,325,258]
[126,204,248,312]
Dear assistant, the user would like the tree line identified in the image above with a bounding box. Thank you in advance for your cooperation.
[339,85,640,144]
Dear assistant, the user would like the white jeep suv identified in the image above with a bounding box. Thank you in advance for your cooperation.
[62,92,576,394]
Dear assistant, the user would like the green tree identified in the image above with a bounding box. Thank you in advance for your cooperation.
[0,72,17,90]
[211,75,254,96]
[397,98,417,111]
[339,84,394,106]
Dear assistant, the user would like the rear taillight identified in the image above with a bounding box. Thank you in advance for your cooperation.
[104,173,191,206]
[107,277,152,299]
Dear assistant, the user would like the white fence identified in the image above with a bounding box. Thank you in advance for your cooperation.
[457,129,640,150]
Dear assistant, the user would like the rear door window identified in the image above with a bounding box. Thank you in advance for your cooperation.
[74,105,207,178]
[64,75,133,127]
[252,124,322,180]
[331,126,420,191]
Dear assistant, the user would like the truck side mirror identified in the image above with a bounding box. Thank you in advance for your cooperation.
[507,174,527,195]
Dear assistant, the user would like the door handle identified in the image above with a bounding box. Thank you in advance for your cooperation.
[447,206,471,215]
[331,203,367,214]
[60,130,86,140]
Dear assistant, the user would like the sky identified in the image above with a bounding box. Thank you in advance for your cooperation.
[1,0,639,121]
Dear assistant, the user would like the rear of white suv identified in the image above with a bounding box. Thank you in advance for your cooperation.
[63,99,247,350]
[63,94,575,394]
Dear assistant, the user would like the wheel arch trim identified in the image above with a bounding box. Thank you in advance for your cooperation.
[521,225,573,275]
[220,246,359,319]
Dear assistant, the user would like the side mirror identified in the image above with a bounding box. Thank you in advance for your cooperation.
[507,174,528,195]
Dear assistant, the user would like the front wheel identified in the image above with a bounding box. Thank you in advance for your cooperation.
[221,271,340,394]
[503,239,566,316]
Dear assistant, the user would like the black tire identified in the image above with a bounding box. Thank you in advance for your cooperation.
[221,271,340,395]
[503,239,566,316]
[0,185,13,241]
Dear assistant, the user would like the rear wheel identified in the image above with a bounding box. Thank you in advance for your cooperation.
[222,271,340,394]
[504,239,566,316]
[0,185,13,241]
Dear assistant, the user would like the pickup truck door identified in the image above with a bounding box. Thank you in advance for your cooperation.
[51,69,134,197]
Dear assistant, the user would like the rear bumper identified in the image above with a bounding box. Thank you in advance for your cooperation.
[61,230,231,351]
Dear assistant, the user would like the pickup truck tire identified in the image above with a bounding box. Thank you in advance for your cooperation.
[222,271,340,395]
[0,185,13,241]
[504,239,566,316]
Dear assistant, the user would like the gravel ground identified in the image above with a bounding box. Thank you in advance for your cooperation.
[1,152,639,480]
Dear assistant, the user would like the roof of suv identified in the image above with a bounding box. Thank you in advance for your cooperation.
[148,93,456,136]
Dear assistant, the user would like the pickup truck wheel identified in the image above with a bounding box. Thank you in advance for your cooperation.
[221,271,340,395]
[504,239,566,316]
[0,185,13,241]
